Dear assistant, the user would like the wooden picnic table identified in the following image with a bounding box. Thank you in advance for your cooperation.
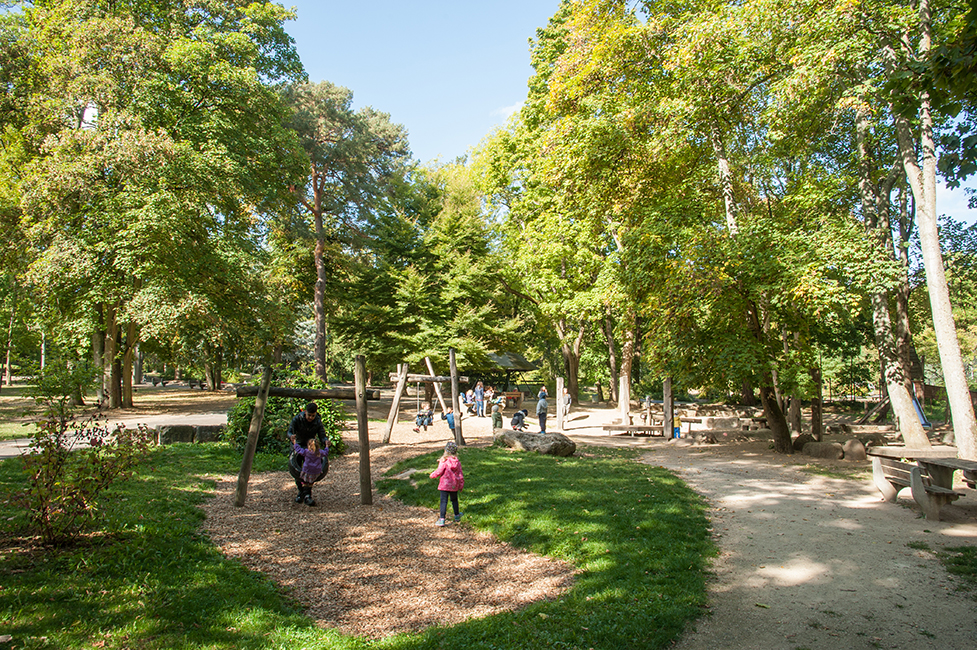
[866,446,976,520]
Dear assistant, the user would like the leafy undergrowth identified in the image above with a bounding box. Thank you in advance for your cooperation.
[0,443,714,649]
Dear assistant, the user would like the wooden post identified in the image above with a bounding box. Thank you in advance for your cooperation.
[233,366,273,507]
[556,377,565,432]
[663,377,675,439]
[383,363,409,444]
[425,357,449,414]
[449,348,465,445]
[355,355,372,505]
[645,394,652,426]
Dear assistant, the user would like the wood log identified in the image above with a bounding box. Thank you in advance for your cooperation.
[387,372,469,383]
[234,366,273,507]
[235,386,379,400]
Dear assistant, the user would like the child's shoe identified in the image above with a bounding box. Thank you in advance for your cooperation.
[454,513,463,522]
[413,427,420,433]
[435,518,446,527]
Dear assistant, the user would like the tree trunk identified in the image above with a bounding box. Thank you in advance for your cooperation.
[2,286,15,388]
[618,308,637,420]
[602,311,619,403]
[759,378,792,453]
[892,0,977,459]
[133,343,143,385]
[92,325,105,406]
[710,120,738,235]
[313,209,327,383]
[740,378,756,406]
[557,319,585,404]
[206,347,223,391]
[103,302,121,409]
[857,107,930,448]
[122,320,136,408]
[810,366,823,441]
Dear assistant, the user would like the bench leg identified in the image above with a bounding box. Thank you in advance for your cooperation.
[911,467,943,521]
[872,457,901,502]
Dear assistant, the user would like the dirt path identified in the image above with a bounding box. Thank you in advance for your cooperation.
[632,440,977,650]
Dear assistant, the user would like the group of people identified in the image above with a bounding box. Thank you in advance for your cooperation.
[462,381,507,416]
[285,383,572,524]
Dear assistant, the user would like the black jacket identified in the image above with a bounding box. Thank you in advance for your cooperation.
[287,411,326,449]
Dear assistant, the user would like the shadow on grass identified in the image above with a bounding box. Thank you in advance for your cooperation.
[0,443,713,649]
[376,445,715,649]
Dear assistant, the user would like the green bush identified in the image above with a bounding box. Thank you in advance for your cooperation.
[222,368,347,456]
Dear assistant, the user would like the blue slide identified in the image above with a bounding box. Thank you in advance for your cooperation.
[910,394,932,428]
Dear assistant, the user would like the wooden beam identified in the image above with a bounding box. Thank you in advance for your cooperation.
[387,372,469,383]
[234,366,272,507]
[383,363,408,444]
[236,386,379,400]
[355,355,372,505]
[425,357,448,414]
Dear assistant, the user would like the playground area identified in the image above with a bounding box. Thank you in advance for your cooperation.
[4,382,977,647]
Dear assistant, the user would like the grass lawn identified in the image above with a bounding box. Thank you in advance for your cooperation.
[0,443,715,649]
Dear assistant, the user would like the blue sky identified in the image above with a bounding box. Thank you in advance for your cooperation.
[283,1,560,164]
[281,1,974,223]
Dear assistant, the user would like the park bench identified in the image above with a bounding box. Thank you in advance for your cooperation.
[868,448,967,521]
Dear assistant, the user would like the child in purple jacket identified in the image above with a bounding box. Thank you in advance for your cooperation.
[293,438,327,506]
[430,441,464,527]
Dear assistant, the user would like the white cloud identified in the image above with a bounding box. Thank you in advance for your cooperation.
[490,102,524,120]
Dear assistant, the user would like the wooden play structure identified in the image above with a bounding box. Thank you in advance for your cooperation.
[232,356,380,508]
[384,351,468,447]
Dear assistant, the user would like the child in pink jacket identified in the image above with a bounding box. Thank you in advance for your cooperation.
[430,441,464,526]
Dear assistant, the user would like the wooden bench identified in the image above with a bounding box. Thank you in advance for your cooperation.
[602,424,665,437]
[871,455,965,521]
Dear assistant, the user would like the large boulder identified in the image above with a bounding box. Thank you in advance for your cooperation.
[702,416,743,430]
[494,429,576,456]
[157,425,196,445]
[842,438,867,461]
[802,441,844,459]
[792,433,816,452]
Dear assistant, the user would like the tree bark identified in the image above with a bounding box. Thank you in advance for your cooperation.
[857,107,929,447]
[2,286,15,389]
[891,0,977,459]
[92,324,105,406]
[759,378,792,453]
[810,366,823,441]
[710,120,738,235]
[103,302,121,409]
[618,307,637,420]
[602,311,619,403]
[122,320,136,408]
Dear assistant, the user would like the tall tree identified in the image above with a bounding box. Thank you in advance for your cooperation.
[286,81,409,382]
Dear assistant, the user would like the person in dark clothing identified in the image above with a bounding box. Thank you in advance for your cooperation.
[510,409,529,431]
[287,402,328,505]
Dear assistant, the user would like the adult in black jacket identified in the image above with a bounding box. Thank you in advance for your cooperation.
[287,402,328,504]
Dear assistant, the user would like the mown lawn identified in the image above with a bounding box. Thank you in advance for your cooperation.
[0,443,715,649]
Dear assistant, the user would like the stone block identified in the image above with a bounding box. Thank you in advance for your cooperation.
[157,425,196,445]
[195,425,224,443]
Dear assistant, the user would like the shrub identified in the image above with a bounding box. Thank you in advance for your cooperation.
[223,368,347,456]
[16,361,154,545]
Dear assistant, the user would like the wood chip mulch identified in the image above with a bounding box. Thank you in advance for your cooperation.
[199,441,576,639]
